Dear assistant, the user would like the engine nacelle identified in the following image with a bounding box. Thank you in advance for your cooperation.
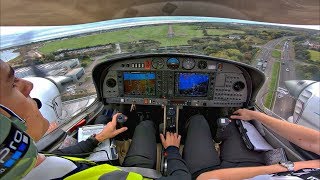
[23,77,62,123]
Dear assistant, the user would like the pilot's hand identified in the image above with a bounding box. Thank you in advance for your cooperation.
[160,132,181,149]
[230,109,257,121]
[95,113,128,142]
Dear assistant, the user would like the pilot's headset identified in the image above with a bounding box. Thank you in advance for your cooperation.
[0,104,38,179]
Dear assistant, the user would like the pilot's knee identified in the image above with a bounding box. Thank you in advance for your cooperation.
[137,120,154,128]
[189,114,206,124]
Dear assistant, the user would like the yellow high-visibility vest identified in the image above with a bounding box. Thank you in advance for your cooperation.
[55,156,151,180]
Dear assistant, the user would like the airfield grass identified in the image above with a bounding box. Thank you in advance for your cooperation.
[206,29,245,36]
[272,50,281,59]
[308,50,320,62]
[264,61,280,109]
[39,25,203,54]
[39,25,247,54]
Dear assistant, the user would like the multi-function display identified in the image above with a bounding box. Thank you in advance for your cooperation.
[176,73,209,97]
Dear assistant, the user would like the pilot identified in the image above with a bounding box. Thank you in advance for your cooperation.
[184,110,320,179]
[0,60,191,179]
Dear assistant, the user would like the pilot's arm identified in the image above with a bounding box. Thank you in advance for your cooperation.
[158,132,191,180]
[52,113,127,155]
[195,109,320,179]
[231,109,320,155]
[197,160,320,180]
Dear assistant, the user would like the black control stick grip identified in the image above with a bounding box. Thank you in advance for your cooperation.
[117,114,127,124]
[217,118,231,128]
[215,117,231,142]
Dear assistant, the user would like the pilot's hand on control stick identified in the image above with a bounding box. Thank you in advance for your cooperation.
[160,132,181,149]
[230,109,257,121]
[95,113,128,142]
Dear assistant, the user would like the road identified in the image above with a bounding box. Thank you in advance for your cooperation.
[255,38,286,110]
[272,40,296,119]
[78,55,106,93]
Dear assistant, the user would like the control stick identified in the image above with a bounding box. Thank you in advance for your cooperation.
[215,117,231,142]
[116,114,127,127]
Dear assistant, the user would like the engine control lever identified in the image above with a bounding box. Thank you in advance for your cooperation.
[164,106,179,133]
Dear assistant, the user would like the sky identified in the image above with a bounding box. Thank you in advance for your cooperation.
[0,16,319,49]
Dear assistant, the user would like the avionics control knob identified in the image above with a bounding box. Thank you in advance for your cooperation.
[167,108,175,116]
[232,81,245,92]
[106,78,117,88]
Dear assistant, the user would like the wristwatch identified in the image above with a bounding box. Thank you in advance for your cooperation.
[279,161,295,171]
[88,134,101,146]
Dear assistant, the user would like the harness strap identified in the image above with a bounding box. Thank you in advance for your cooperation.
[118,166,162,179]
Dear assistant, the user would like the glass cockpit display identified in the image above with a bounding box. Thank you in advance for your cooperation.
[123,72,156,96]
[176,73,209,97]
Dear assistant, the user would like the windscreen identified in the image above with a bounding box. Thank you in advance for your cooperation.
[1,17,319,137]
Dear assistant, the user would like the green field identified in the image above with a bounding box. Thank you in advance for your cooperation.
[264,62,281,109]
[308,50,320,62]
[39,25,204,54]
[206,29,245,36]
[272,50,281,59]
[39,25,249,54]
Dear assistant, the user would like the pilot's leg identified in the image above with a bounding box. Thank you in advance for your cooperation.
[183,115,220,178]
[219,121,265,168]
[122,120,157,169]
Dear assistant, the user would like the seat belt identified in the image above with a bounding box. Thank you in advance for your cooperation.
[117,166,162,179]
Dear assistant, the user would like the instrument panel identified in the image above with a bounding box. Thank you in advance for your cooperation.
[102,56,250,107]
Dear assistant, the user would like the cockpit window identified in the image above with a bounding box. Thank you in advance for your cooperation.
[1,17,319,136]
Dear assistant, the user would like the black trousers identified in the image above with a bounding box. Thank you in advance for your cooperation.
[122,120,157,169]
[99,115,265,177]
[95,115,157,168]
[183,115,265,178]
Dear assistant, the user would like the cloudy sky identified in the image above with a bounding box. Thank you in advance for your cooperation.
[1,16,319,49]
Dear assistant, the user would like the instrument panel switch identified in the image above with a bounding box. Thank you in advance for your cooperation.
[144,60,151,70]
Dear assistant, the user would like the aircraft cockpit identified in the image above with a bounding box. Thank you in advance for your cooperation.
[92,53,264,134]
[1,0,320,178]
